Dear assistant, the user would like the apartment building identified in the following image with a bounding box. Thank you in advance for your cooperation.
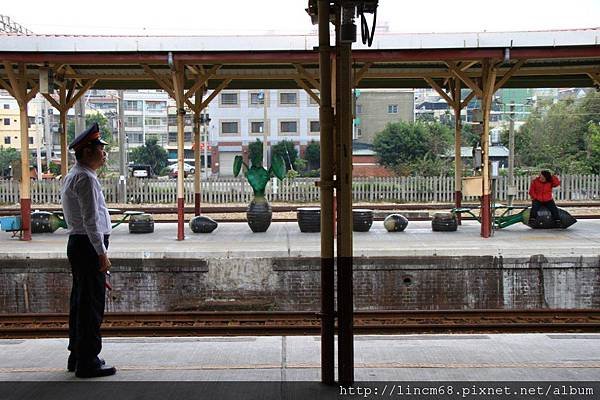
[0,93,42,152]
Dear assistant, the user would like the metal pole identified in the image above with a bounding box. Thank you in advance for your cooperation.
[262,90,269,167]
[35,97,43,179]
[118,90,127,204]
[43,98,52,171]
[507,101,515,207]
[203,117,209,176]
[318,0,335,385]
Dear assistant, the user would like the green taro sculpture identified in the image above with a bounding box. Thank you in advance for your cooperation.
[233,146,286,232]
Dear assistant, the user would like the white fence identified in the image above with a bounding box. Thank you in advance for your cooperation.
[0,175,599,205]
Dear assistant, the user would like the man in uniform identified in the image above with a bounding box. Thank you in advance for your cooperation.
[61,123,116,378]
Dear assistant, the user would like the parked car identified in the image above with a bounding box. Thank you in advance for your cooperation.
[167,163,195,178]
[130,165,153,178]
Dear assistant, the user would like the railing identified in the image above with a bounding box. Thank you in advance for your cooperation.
[0,175,599,205]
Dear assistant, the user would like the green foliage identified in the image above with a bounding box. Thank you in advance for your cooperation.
[372,121,453,176]
[304,140,320,170]
[248,139,263,166]
[48,161,61,175]
[0,146,20,176]
[272,140,298,171]
[67,112,114,148]
[129,138,168,175]
[293,158,308,174]
[586,121,600,173]
[507,90,600,173]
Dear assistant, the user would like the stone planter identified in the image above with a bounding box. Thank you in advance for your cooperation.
[384,214,409,232]
[431,212,457,232]
[297,207,320,232]
[523,207,577,229]
[189,215,219,233]
[247,197,272,232]
[353,209,373,232]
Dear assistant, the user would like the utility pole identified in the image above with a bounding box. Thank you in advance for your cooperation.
[507,101,515,207]
[262,90,269,168]
[35,97,43,179]
[43,99,52,170]
[118,90,127,203]
[75,98,85,136]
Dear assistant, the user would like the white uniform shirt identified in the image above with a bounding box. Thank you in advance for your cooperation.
[61,162,111,255]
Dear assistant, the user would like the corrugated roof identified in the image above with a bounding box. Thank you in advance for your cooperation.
[0,27,599,52]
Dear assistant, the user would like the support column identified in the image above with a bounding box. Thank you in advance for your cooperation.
[193,91,202,216]
[172,63,186,241]
[19,103,31,240]
[480,60,497,238]
[453,80,463,224]
[336,36,354,387]
[318,0,335,385]
[60,109,68,177]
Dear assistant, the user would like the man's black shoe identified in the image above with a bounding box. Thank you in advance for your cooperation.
[75,364,116,378]
[67,354,105,372]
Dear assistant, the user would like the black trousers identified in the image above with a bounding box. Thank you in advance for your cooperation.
[531,199,560,221]
[67,234,109,368]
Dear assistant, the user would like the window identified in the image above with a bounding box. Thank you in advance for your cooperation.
[309,120,320,134]
[3,118,9,126]
[220,92,239,106]
[125,116,142,128]
[356,128,362,138]
[280,120,298,134]
[3,104,9,110]
[250,121,264,134]
[124,100,142,111]
[128,133,143,144]
[145,117,166,126]
[250,92,265,105]
[28,137,34,145]
[221,121,239,135]
[356,104,363,114]
[388,104,398,114]
[4,137,10,144]
[145,101,166,112]
[279,92,297,105]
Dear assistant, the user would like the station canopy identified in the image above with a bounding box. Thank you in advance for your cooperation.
[1,28,599,91]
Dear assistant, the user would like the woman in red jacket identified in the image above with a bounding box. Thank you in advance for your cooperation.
[528,170,561,223]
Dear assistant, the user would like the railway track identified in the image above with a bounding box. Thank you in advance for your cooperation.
[1,310,599,338]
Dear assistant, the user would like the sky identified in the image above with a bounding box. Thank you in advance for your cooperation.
[2,0,600,36]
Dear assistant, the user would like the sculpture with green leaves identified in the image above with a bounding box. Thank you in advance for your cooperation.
[233,140,286,232]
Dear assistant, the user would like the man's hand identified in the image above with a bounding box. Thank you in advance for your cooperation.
[99,253,111,272]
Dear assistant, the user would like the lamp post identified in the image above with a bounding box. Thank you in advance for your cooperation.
[258,90,269,167]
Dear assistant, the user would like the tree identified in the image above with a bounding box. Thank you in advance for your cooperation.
[67,112,114,146]
[372,121,453,175]
[0,147,20,177]
[248,139,263,165]
[272,140,297,171]
[304,140,320,170]
[129,138,168,175]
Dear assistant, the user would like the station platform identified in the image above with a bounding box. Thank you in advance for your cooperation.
[1,333,599,382]
[0,219,599,259]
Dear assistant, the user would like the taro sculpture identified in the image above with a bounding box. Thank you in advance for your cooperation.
[233,146,286,232]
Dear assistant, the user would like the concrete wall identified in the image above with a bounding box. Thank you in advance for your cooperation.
[1,256,599,313]
[355,90,415,145]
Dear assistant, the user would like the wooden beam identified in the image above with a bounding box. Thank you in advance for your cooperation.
[446,61,483,97]
[184,64,221,101]
[0,77,16,98]
[64,65,83,87]
[65,79,77,106]
[294,64,320,89]
[24,82,39,103]
[460,90,477,109]
[3,61,24,102]
[295,78,320,105]
[587,72,600,86]
[494,59,526,92]
[460,61,479,71]
[142,64,176,98]
[42,93,61,110]
[352,62,372,86]
[424,77,456,109]
[66,79,98,109]
[198,78,232,111]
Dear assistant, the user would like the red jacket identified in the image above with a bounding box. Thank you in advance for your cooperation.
[529,175,560,202]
